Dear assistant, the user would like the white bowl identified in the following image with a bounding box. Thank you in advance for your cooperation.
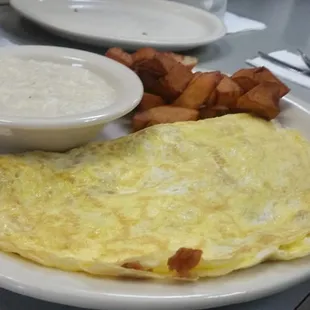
[0,45,143,152]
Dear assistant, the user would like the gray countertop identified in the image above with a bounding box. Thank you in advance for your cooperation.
[0,0,310,309]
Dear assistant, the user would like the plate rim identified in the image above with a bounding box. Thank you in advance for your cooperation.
[1,253,310,310]
[10,0,227,49]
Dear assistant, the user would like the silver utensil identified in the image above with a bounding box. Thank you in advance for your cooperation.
[297,49,310,69]
[257,51,310,76]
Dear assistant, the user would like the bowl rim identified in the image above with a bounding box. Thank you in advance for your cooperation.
[0,45,143,129]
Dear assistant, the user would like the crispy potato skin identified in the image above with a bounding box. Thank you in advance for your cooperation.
[158,64,194,100]
[105,47,133,68]
[235,82,281,120]
[132,47,157,66]
[215,75,244,108]
[137,70,168,97]
[231,68,260,92]
[133,49,198,70]
[232,67,290,97]
[200,105,230,119]
[138,93,166,112]
[162,52,198,70]
[171,72,222,109]
[134,53,178,78]
[132,106,199,132]
[254,67,290,97]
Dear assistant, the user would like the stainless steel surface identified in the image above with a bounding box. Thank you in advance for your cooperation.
[297,49,310,69]
[257,50,310,74]
[0,0,310,309]
[295,292,310,310]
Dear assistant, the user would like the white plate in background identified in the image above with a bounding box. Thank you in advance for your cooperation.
[10,0,226,51]
[0,94,310,309]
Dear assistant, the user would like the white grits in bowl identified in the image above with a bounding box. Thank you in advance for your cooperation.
[0,45,143,152]
[0,57,116,118]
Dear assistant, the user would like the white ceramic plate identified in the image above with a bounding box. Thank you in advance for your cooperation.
[10,0,226,51]
[0,94,310,309]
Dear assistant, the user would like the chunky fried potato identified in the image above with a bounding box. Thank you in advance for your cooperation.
[134,53,178,77]
[105,47,133,68]
[133,49,197,71]
[132,47,157,65]
[236,82,281,120]
[205,90,217,107]
[137,70,158,92]
[231,68,260,92]
[137,70,168,97]
[231,67,289,97]
[172,71,222,109]
[138,93,166,111]
[163,52,198,70]
[105,46,289,124]
[254,67,290,97]
[138,64,193,101]
[132,106,199,131]
[158,64,194,100]
[200,105,230,119]
[216,75,244,108]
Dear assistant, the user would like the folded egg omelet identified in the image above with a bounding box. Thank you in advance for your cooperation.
[1,114,310,280]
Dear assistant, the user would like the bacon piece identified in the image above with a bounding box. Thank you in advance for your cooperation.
[122,261,152,272]
[167,247,203,277]
[122,261,144,270]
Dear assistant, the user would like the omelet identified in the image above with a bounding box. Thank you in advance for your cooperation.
[1,113,310,280]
